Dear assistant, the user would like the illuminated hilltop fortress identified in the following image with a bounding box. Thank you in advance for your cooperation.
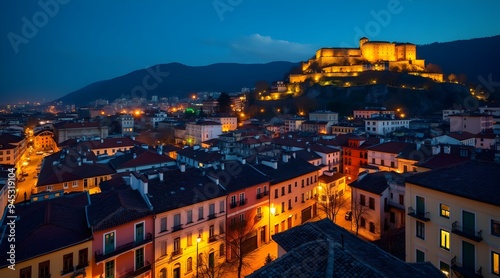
[289,37,443,84]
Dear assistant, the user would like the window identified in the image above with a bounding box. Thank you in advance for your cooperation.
[440,230,450,250]
[78,248,88,267]
[198,206,204,220]
[173,237,181,254]
[135,247,144,269]
[390,212,395,223]
[360,194,366,206]
[160,217,167,232]
[492,220,500,237]
[159,268,166,278]
[239,193,246,205]
[399,194,404,206]
[63,182,68,189]
[492,251,500,276]
[173,214,181,230]
[105,260,114,278]
[231,195,237,206]
[20,266,31,278]
[416,221,425,239]
[369,222,375,233]
[219,200,225,213]
[209,225,215,239]
[440,204,450,218]
[416,249,425,263]
[275,189,278,199]
[187,257,193,272]
[239,214,245,223]
[281,202,285,213]
[160,241,167,257]
[72,181,78,187]
[440,261,450,277]
[288,184,291,193]
[39,260,50,278]
[219,221,225,234]
[210,204,216,217]
[360,217,366,228]
[281,186,285,196]
[187,210,193,223]
[220,244,225,256]
[63,253,73,274]
[369,197,375,210]
[187,232,192,246]
[104,232,115,255]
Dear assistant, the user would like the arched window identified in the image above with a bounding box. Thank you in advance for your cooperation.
[173,263,181,278]
[187,257,193,272]
[198,253,203,267]
[159,268,167,278]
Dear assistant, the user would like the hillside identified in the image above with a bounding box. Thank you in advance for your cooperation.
[54,35,499,106]
[54,62,298,105]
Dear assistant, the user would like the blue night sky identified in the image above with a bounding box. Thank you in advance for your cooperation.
[1,0,499,104]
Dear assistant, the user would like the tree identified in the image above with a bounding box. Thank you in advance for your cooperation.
[318,186,349,223]
[217,92,232,114]
[350,188,371,236]
[425,63,442,73]
[225,212,259,278]
[448,73,457,83]
[457,73,467,84]
[197,249,229,278]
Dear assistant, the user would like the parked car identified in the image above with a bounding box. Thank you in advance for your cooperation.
[345,210,352,221]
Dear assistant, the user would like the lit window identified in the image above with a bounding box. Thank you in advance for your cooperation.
[440,204,450,218]
[492,251,500,276]
[440,230,450,250]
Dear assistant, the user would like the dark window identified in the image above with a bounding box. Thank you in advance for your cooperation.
[360,217,366,228]
[20,266,31,278]
[492,220,500,237]
[369,197,375,210]
[390,212,395,223]
[281,186,285,196]
[369,222,375,233]
[399,195,404,206]
[39,261,50,278]
[416,221,425,239]
[275,189,278,199]
[78,248,88,268]
[288,184,291,193]
[416,249,425,262]
[360,194,366,206]
[63,253,73,274]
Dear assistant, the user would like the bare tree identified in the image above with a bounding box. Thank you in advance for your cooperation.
[225,212,259,278]
[197,250,229,278]
[317,186,349,223]
[351,188,371,236]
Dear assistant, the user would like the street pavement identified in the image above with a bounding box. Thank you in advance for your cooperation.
[15,152,44,204]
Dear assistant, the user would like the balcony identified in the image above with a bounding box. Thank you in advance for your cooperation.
[452,221,483,242]
[95,233,153,263]
[407,207,430,222]
[171,248,183,259]
[451,256,483,278]
[208,235,218,243]
[172,224,183,232]
[207,213,217,220]
[256,192,264,199]
[119,260,152,277]
[255,213,262,221]
[60,261,88,276]
[230,202,238,209]
[239,198,248,206]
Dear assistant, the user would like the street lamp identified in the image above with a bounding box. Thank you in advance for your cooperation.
[269,204,275,241]
[196,234,201,278]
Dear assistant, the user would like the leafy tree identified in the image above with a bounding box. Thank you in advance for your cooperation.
[217,92,232,114]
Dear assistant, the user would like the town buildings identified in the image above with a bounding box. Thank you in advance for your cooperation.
[449,113,493,134]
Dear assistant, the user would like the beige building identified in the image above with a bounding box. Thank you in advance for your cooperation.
[405,160,500,277]
[449,113,493,134]
[0,133,27,175]
[54,122,109,144]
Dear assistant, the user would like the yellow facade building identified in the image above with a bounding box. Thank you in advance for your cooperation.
[405,160,500,278]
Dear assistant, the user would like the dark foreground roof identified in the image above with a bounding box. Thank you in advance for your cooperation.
[0,192,92,267]
[248,219,444,278]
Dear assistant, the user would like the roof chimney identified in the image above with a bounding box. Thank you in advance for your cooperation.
[159,171,164,181]
[282,153,289,163]
[180,163,186,172]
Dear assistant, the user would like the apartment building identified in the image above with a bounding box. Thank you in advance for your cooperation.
[405,160,500,277]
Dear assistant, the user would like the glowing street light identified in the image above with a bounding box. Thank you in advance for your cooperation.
[196,234,201,278]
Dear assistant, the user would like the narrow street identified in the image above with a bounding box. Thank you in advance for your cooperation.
[15,152,44,204]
